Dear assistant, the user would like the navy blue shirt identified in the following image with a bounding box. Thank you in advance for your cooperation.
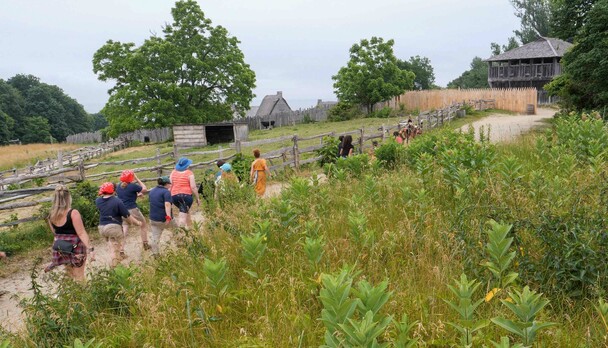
[95,196,130,225]
[149,186,173,222]
[116,183,142,210]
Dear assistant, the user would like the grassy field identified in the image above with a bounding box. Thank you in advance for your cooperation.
[5,111,608,347]
[0,143,81,171]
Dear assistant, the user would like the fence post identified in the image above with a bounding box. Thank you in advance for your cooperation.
[235,140,242,154]
[381,125,386,141]
[173,144,179,159]
[359,129,364,154]
[57,150,64,183]
[292,135,300,170]
[78,160,86,181]
[218,145,223,160]
[156,148,162,176]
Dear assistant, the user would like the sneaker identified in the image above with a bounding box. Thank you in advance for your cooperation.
[143,242,151,251]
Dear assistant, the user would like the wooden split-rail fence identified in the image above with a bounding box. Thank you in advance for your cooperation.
[0,100,492,228]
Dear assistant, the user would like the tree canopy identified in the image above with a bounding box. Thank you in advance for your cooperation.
[511,0,553,44]
[550,0,597,41]
[396,56,436,90]
[546,0,608,110]
[93,0,256,136]
[447,57,489,89]
[490,37,520,56]
[332,37,414,113]
[0,75,92,144]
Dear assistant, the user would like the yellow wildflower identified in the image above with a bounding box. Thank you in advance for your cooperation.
[216,304,223,314]
[485,288,501,302]
[504,297,514,303]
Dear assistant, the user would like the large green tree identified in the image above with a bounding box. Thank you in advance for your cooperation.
[20,116,52,144]
[511,0,553,44]
[2,75,91,142]
[0,110,15,144]
[333,37,414,113]
[546,0,608,110]
[0,79,25,139]
[396,56,436,90]
[550,0,596,41]
[447,57,489,89]
[93,0,256,136]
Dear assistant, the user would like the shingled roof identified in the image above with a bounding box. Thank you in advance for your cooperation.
[486,37,573,62]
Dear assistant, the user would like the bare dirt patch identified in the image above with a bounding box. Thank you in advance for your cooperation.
[460,108,555,143]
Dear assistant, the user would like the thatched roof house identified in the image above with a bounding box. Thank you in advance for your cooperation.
[255,91,292,117]
[486,37,573,90]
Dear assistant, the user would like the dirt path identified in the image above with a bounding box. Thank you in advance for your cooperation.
[0,109,554,333]
[461,107,555,142]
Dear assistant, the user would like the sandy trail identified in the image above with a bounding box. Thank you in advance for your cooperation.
[0,109,554,333]
[461,107,555,143]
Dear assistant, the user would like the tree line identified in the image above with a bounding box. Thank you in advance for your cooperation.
[0,74,108,145]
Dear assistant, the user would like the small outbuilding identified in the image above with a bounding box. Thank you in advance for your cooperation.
[173,122,248,148]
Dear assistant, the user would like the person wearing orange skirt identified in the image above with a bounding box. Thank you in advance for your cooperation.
[250,148,271,197]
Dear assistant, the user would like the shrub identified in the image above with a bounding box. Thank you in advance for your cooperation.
[230,153,254,182]
[70,181,100,228]
[325,154,370,179]
[369,106,393,118]
[315,136,341,166]
[328,101,363,122]
[374,140,406,169]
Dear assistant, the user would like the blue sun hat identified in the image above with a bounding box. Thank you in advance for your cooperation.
[175,157,193,171]
[220,163,232,172]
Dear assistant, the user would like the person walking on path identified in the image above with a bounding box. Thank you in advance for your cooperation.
[148,176,175,255]
[44,185,95,281]
[250,149,271,197]
[170,157,200,228]
[96,182,141,267]
[116,170,150,251]
[339,135,354,158]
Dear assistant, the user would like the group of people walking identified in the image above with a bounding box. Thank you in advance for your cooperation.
[44,149,271,281]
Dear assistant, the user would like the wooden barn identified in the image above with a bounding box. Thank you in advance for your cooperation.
[486,37,572,92]
[173,122,249,149]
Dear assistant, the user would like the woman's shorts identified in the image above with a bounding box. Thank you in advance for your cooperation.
[172,194,193,213]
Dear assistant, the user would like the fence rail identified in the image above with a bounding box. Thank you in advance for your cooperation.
[1,100,493,228]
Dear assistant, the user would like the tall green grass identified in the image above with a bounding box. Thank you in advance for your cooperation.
[7,112,608,346]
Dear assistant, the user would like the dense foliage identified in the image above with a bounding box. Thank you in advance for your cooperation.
[510,0,553,44]
[550,0,597,41]
[546,0,608,111]
[447,57,489,89]
[396,55,436,90]
[93,0,256,137]
[332,37,414,114]
[0,75,92,144]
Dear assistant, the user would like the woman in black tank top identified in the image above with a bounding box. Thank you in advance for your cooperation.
[45,186,95,281]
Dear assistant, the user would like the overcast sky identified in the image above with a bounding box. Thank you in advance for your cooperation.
[0,0,520,113]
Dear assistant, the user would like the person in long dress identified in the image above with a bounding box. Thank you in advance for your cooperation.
[250,149,271,197]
